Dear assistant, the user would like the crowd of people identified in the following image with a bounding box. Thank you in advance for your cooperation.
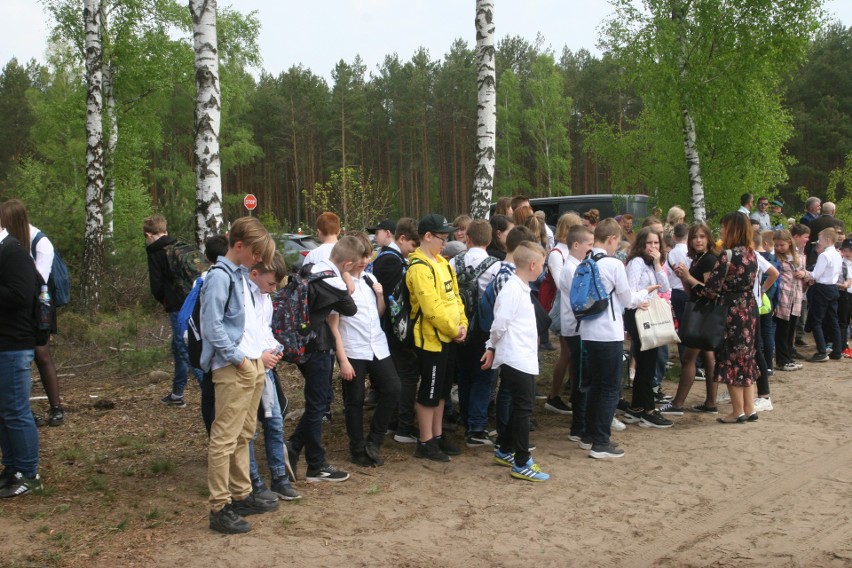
[1,193,848,535]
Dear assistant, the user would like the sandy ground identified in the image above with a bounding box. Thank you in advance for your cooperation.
[1,348,851,568]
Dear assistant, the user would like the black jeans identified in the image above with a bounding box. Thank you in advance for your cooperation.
[342,356,400,453]
[566,336,586,439]
[390,345,420,436]
[671,289,689,359]
[811,283,841,354]
[774,315,797,366]
[495,364,534,467]
[582,340,624,446]
[625,309,657,412]
[754,310,769,397]
[838,292,851,350]
[290,351,334,470]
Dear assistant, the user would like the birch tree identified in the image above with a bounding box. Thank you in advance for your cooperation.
[470,0,495,219]
[81,0,104,312]
[190,0,223,246]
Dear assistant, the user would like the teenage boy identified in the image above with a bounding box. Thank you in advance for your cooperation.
[334,233,400,467]
[450,219,501,447]
[0,230,43,498]
[369,218,421,443]
[367,219,396,250]
[557,225,594,445]
[303,212,341,266]
[201,217,277,534]
[666,224,690,353]
[245,253,300,501]
[791,224,811,350]
[407,214,467,462]
[578,219,657,459]
[144,214,204,407]
[287,237,359,481]
[838,239,852,358]
[481,241,550,481]
[805,228,843,362]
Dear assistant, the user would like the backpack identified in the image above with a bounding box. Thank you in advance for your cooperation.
[186,266,234,369]
[538,248,563,312]
[569,252,612,331]
[164,241,210,301]
[399,258,434,348]
[270,263,335,364]
[365,249,397,275]
[477,264,514,333]
[31,231,71,307]
[454,252,498,327]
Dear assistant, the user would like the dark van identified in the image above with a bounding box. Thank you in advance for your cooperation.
[491,194,650,226]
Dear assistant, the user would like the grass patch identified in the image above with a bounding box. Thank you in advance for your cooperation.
[145,508,161,520]
[87,475,108,493]
[57,445,89,463]
[116,436,148,450]
[55,503,71,515]
[366,484,381,495]
[149,459,176,475]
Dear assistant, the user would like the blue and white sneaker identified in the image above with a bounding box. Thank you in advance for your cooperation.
[510,458,550,482]
[494,449,515,468]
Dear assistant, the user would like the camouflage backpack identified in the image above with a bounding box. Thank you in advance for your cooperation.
[165,242,210,301]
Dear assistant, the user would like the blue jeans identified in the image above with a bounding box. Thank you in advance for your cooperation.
[654,344,668,386]
[290,351,334,470]
[250,371,290,484]
[582,340,624,446]
[168,311,202,397]
[456,335,495,433]
[0,350,39,477]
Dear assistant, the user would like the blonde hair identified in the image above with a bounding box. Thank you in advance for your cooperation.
[513,241,546,266]
[229,217,275,267]
[143,214,167,235]
[331,235,366,264]
[555,212,582,244]
[666,206,686,226]
[347,230,373,258]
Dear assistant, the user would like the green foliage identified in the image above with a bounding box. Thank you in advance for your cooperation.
[305,166,391,231]
[826,151,852,229]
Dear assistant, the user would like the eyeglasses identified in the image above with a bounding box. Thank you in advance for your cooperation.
[433,234,448,244]
[758,202,768,206]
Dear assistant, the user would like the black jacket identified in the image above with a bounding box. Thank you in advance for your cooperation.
[0,234,38,351]
[145,235,184,312]
[308,277,357,352]
[370,246,406,340]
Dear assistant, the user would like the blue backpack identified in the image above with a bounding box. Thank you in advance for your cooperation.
[31,231,71,307]
[569,252,611,331]
[477,264,515,333]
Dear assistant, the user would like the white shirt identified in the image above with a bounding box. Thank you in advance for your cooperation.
[544,225,555,251]
[486,273,538,375]
[557,255,582,337]
[753,253,772,301]
[450,247,501,296]
[810,246,842,285]
[666,243,689,291]
[27,224,54,283]
[237,274,265,360]
[626,257,671,294]
[546,243,569,284]
[580,248,650,343]
[338,273,390,361]
[303,242,334,267]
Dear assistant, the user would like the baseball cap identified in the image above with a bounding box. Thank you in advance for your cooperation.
[841,238,852,250]
[367,219,396,234]
[441,240,467,259]
[770,199,784,207]
[418,213,454,236]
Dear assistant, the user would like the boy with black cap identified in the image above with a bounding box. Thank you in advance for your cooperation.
[368,219,397,250]
[406,214,467,461]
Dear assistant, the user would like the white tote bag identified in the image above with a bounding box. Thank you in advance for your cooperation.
[635,295,680,351]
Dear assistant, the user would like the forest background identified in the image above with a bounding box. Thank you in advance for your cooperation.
[1,0,852,313]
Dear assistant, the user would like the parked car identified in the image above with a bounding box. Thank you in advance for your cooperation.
[273,233,319,272]
[491,194,651,226]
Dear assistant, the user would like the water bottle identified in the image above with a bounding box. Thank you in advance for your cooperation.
[388,294,401,318]
[38,285,52,330]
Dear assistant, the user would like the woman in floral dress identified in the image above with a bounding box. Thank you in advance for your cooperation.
[698,213,759,422]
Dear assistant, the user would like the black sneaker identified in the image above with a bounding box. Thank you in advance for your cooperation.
[809,352,829,363]
[792,350,805,360]
[250,479,279,502]
[322,412,332,423]
[621,408,642,424]
[465,431,494,448]
[639,409,674,429]
[437,435,461,456]
[350,451,376,468]
[209,503,251,534]
[653,389,672,403]
[616,398,631,413]
[689,403,719,414]
[306,463,350,482]
[414,438,450,462]
[32,411,46,428]
[589,443,625,459]
[47,406,64,427]
[658,402,684,416]
[160,394,186,408]
[364,441,385,465]
[270,477,301,501]
[544,396,572,415]
[0,469,16,490]
[0,473,43,498]
[231,492,280,516]
[284,441,299,481]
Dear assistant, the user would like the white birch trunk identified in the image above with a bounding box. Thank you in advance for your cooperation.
[190,0,223,246]
[82,0,104,312]
[471,0,496,219]
[103,60,117,240]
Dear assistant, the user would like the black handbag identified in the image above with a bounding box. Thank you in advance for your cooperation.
[679,298,727,351]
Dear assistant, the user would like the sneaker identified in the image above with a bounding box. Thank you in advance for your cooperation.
[437,435,461,456]
[231,492,280,516]
[306,463,350,482]
[393,430,418,444]
[809,352,829,362]
[250,479,279,502]
[779,363,800,372]
[621,408,642,424]
[716,391,731,404]
[577,438,593,450]
[658,402,684,416]
[0,469,16,490]
[284,441,299,481]
[589,442,625,459]
[843,348,852,359]
[414,438,450,462]
[350,451,376,468]
[209,503,251,534]
[616,398,631,414]
[694,368,706,381]
[31,411,46,428]
[47,407,64,427]
[322,412,332,423]
[160,394,186,408]
[534,390,547,400]
[465,431,494,448]
[753,397,773,412]
[510,458,550,482]
[364,441,385,465]
[544,396,572,415]
[270,478,301,501]
[654,388,673,403]
[690,404,719,414]
[611,417,627,431]
[494,449,515,467]
[792,350,805,360]
[0,473,43,498]
[363,388,378,409]
[639,409,674,429]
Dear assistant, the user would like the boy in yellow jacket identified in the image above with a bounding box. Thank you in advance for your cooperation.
[407,214,468,461]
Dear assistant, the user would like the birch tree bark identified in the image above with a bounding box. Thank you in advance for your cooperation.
[81,0,104,312]
[190,0,223,246]
[471,0,495,219]
[101,1,116,239]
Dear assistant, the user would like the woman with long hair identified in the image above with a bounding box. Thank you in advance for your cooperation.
[698,212,759,423]
[662,223,719,415]
[772,230,805,372]
[0,199,64,427]
[494,197,513,218]
[487,215,514,261]
[621,226,673,428]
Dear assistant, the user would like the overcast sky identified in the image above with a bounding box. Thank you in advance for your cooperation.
[2,1,852,81]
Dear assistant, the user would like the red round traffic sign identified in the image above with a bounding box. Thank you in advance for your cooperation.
[244,194,257,210]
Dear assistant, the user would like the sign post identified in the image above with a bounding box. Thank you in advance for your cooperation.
[244,193,257,215]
